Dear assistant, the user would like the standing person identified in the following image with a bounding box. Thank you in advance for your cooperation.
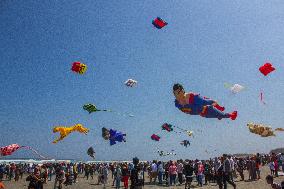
[280,153,284,173]
[223,154,236,189]
[184,160,194,189]
[255,155,261,180]
[84,164,90,180]
[103,164,109,188]
[157,161,164,185]
[122,164,129,189]
[197,161,204,187]
[236,158,245,181]
[169,161,177,186]
[215,157,224,189]
[269,160,275,176]
[177,160,184,185]
[150,161,158,184]
[114,165,122,189]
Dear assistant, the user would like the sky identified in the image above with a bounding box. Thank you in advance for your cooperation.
[0,0,284,161]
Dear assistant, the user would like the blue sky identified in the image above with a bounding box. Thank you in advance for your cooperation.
[1,0,284,161]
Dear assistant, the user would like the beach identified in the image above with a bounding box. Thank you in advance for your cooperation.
[2,166,283,189]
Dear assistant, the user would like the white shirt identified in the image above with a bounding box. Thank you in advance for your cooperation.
[151,163,157,172]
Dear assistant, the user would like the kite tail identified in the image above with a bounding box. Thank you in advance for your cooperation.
[173,125,187,133]
[21,146,48,159]
[101,109,134,117]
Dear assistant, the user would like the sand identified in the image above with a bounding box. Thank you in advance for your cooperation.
[2,166,283,189]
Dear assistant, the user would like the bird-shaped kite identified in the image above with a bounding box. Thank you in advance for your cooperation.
[52,124,89,143]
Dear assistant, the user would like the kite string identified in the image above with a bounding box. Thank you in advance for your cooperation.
[21,146,48,159]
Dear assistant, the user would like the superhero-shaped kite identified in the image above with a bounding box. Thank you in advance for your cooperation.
[259,63,275,76]
[124,79,137,87]
[83,104,134,117]
[71,62,87,74]
[151,134,161,141]
[52,124,89,143]
[173,84,237,120]
[158,150,176,157]
[152,17,168,29]
[102,127,126,146]
[87,147,95,159]
[0,144,46,159]
[180,140,190,147]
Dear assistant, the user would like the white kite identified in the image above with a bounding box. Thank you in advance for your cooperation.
[124,79,137,87]
[224,83,245,94]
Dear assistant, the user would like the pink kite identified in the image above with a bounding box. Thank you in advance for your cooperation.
[0,144,47,159]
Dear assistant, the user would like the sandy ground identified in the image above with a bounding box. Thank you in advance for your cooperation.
[2,167,284,189]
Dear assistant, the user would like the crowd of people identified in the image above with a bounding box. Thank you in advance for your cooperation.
[1,153,284,189]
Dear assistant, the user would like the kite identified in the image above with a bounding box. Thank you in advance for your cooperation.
[0,144,47,159]
[259,63,275,76]
[52,124,89,144]
[173,83,237,120]
[275,128,284,132]
[161,123,173,132]
[152,17,168,29]
[102,127,126,146]
[124,79,137,87]
[71,62,87,74]
[247,123,275,137]
[161,123,194,137]
[83,104,134,117]
[87,147,95,159]
[158,150,176,157]
[224,83,245,94]
[151,134,160,141]
[180,140,190,147]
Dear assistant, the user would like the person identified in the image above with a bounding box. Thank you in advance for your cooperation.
[169,161,177,186]
[157,161,164,185]
[26,173,41,189]
[114,165,122,189]
[223,154,236,189]
[150,161,157,184]
[122,164,129,189]
[184,160,194,189]
[173,83,237,120]
[177,160,184,185]
[266,175,281,189]
[280,153,284,173]
[197,161,204,187]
